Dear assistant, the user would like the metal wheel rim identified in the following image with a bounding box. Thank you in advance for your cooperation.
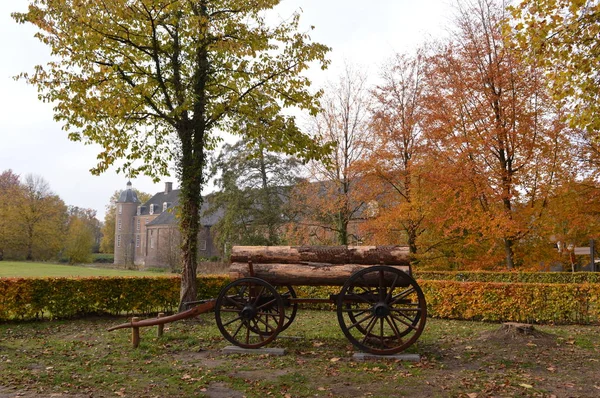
[215,277,284,349]
[336,266,427,355]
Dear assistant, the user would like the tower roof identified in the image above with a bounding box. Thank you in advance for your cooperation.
[117,181,140,203]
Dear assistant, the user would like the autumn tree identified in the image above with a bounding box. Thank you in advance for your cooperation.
[17,174,67,261]
[64,206,99,264]
[209,137,301,255]
[99,189,151,254]
[0,170,22,260]
[511,0,600,134]
[289,65,372,245]
[422,0,573,269]
[359,51,429,254]
[14,0,329,308]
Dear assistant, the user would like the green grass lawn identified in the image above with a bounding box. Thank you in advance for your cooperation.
[0,261,174,278]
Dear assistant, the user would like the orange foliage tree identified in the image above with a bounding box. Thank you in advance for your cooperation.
[421,0,574,269]
[356,51,431,255]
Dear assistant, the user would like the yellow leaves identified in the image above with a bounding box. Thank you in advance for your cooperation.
[420,279,600,324]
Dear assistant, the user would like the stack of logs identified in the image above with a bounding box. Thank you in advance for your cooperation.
[229,245,411,286]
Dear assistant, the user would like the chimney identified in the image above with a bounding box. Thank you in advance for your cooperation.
[164,182,173,194]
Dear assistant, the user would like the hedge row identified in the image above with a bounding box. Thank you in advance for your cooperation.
[420,280,600,324]
[414,271,600,284]
[0,276,228,321]
[1,275,599,324]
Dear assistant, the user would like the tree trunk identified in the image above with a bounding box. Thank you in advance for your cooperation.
[230,261,411,286]
[177,0,209,311]
[231,245,410,265]
[504,238,515,270]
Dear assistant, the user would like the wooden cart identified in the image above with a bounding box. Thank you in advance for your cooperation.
[110,245,427,356]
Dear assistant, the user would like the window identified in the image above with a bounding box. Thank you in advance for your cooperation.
[199,239,207,251]
[162,202,168,212]
[136,206,141,216]
[118,219,122,230]
[150,238,154,249]
[145,218,149,225]
[117,235,121,248]
[118,204,122,214]
[136,235,140,248]
[149,204,155,215]
[136,219,140,231]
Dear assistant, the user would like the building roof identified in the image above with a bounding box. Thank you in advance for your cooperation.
[117,181,140,203]
[140,187,224,227]
[140,188,180,217]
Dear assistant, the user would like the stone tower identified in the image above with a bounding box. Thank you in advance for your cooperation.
[114,181,140,265]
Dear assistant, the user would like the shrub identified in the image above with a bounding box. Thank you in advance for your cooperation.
[92,253,115,263]
[414,271,600,284]
[419,280,600,324]
[0,275,230,321]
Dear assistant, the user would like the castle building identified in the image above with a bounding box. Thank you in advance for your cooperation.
[114,182,220,268]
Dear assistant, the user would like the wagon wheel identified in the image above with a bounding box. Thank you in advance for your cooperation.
[336,266,427,355]
[215,277,284,349]
[274,285,298,333]
[248,285,297,335]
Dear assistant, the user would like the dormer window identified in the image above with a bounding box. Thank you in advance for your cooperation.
[149,204,155,215]
[163,202,168,212]
[137,206,141,216]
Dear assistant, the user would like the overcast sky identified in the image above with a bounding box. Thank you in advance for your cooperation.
[0,0,453,220]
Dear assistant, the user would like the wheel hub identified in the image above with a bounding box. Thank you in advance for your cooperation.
[241,305,257,320]
[373,302,390,318]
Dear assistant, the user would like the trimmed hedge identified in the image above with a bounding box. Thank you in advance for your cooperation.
[414,271,600,284]
[0,276,229,321]
[1,274,599,324]
[420,280,600,324]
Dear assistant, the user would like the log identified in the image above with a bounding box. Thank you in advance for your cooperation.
[229,262,411,286]
[230,245,410,265]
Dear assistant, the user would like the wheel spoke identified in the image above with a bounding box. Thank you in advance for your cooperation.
[253,314,280,333]
[230,319,246,339]
[252,285,266,306]
[360,316,379,345]
[385,273,400,303]
[221,314,244,328]
[224,295,245,309]
[347,312,374,331]
[390,313,419,330]
[385,315,403,343]
[256,297,278,311]
[390,287,416,305]
[378,269,385,301]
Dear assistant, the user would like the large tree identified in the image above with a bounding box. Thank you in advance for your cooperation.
[18,174,67,261]
[0,170,22,260]
[422,0,572,269]
[208,137,301,256]
[289,65,372,245]
[14,0,329,308]
[511,0,600,134]
[64,206,99,264]
[360,51,428,255]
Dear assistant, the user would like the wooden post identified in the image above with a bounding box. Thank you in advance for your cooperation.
[131,317,140,348]
[157,313,164,337]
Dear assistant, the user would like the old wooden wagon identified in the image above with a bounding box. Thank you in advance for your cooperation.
[110,245,427,356]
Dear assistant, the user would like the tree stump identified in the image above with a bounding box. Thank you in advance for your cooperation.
[501,322,535,335]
